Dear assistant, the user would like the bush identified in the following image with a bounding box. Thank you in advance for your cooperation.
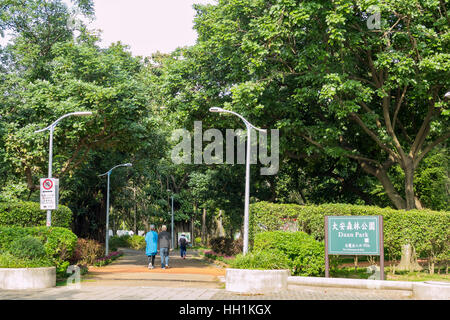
[250,202,450,263]
[253,231,325,276]
[210,237,243,256]
[0,252,53,268]
[230,250,292,271]
[128,235,146,250]
[109,235,130,250]
[0,226,77,268]
[8,236,46,260]
[0,201,73,228]
[70,238,105,265]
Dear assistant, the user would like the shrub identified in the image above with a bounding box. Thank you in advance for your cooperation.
[127,235,145,250]
[0,201,73,228]
[0,226,77,268]
[250,202,450,262]
[0,252,53,268]
[8,236,46,260]
[230,250,292,271]
[70,238,105,265]
[253,231,325,276]
[109,235,131,249]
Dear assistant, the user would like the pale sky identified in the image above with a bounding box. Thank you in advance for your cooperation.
[0,0,216,57]
[88,0,216,56]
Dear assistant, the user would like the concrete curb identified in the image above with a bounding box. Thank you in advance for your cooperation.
[288,276,414,291]
[0,267,56,290]
[225,268,290,294]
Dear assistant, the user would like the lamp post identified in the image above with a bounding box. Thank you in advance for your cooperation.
[35,111,92,227]
[209,107,266,255]
[167,189,174,248]
[99,163,132,256]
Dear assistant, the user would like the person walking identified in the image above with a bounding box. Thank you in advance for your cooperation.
[158,225,171,269]
[179,233,188,259]
[145,225,158,269]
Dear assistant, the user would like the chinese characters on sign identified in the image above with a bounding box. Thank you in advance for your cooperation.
[327,216,380,255]
[324,215,384,280]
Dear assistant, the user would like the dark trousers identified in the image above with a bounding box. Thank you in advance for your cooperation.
[147,255,155,265]
[180,246,187,258]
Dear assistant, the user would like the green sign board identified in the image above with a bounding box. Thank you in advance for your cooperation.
[326,216,381,255]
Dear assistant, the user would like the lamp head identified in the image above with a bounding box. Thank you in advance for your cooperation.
[209,107,223,113]
[124,163,132,167]
[444,91,450,101]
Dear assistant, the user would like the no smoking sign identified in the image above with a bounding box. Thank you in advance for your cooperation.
[40,178,59,210]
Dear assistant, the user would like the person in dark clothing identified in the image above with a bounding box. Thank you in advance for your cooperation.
[157,225,171,269]
[179,233,188,259]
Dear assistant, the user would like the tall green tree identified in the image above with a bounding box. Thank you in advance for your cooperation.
[185,0,450,210]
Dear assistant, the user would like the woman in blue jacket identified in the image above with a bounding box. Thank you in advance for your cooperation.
[145,225,158,269]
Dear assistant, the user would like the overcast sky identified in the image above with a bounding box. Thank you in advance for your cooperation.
[88,0,216,56]
[0,0,216,57]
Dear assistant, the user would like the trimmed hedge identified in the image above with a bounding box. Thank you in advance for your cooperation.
[250,202,450,262]
[0,201,73,228]
[0,226,78,266]
[230,231,325,276]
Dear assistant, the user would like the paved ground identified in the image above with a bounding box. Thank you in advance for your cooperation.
[0,248,414,300]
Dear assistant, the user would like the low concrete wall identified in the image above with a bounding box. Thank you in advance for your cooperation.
[0,267,56,290]
[413,281,450,300]
[288,276,414,291]
[226,268,290,294]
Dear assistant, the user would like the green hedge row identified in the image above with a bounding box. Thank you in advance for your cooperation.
[0,226,78,266]
[0,201,73,228]
[250,202,450,262]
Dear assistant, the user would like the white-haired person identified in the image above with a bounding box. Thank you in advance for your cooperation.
[157,225,171,269]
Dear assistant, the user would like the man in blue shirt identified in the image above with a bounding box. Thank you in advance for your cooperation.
[145,225,158,269]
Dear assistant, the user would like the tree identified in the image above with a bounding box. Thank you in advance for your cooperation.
[184,0,450,210]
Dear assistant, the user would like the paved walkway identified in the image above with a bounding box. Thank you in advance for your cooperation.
[0,248,414,300]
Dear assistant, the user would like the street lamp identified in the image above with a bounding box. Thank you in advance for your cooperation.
[444,91,450,100]
[167,189,174,248]
[35,111,93,227]
[209,107,266,255]
[99,163,132,256]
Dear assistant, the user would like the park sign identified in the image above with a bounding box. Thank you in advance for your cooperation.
[324,215,384,279]
[326,216,381,255]
[40,178,59,211]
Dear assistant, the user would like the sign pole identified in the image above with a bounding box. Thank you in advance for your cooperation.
[379,215,384,280]
[324,216,329,278]
[46,126,54,227]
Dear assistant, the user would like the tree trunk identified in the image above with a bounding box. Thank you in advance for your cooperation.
[404,157,416,210]
[360,162,406,209]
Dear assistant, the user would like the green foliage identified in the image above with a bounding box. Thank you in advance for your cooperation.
[8,235,46,260]
[250,202,450,263]
[230,250,292,271]
[0,226,77,267]
[253,231,325,276]
[109,235,130,250]
[0,201,73,228]
[0,252,53,268]
[127,235,146,250]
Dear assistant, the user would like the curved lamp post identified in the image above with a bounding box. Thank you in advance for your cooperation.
[99,163,132,256]
[35,111,92,227]
[209,107,266,255]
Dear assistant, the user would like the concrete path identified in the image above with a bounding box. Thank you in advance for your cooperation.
[0,248,415,300]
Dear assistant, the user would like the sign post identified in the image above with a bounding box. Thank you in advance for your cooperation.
[325,216,384,280]
[40,178,59,225]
